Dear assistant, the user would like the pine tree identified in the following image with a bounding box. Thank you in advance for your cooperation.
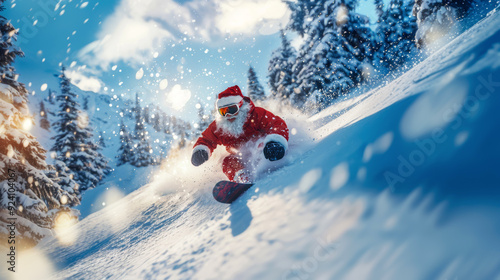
[117,120,134,166]
[290,0,376,108]
[47,89,55,104]
[162,112,171,134]
[374,0,384,18]
[286,0,323,37]
[97,130,106,148]
[130,94,156,167]
[83,95,89,110]
[413,0,472,47]
[196,105,211,137]
[0,4,23,91]
[134,92,144,139]
[247,66,265,101]
[152,106,162,132]
[51,66,110,192]
[0,2,79,245]
[268,29,297,101]
[39,101,50,131]
[375,0,418,71]
[45,160,80,205]
[143,105,150,124]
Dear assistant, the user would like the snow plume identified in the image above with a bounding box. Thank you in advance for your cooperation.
[251,98,317,176]
[78,0,289,68]
[148,143,227,196]
[148,98,315,193]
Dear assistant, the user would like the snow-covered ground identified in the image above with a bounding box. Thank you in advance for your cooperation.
[4,7,500,280]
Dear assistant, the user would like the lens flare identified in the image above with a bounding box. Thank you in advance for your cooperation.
[22,118,33,131]
[53,211,79,246]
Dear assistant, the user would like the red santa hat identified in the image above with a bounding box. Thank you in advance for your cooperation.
[216,85,244,108]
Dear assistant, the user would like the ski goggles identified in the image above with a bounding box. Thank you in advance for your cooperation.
[218,101,243,117]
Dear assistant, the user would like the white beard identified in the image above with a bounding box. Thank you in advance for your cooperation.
[215,102,251,138]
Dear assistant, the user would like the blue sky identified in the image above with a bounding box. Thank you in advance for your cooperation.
[5,0,379,120]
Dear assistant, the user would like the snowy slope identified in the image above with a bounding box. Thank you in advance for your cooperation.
[6,7,500,280]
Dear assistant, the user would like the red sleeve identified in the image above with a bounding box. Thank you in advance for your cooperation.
[253,107,289,147]
[193,121,219,154]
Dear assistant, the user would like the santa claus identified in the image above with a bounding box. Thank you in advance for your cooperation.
[191,85,289,183]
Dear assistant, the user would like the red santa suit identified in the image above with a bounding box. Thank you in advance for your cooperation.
[193,86,289,181]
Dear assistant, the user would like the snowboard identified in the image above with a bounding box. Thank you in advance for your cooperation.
[212,180,254,203]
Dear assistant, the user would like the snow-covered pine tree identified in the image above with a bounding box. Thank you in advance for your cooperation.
[0,4,23,90]
[47,89,55,104]
[289,0,376,108]
[375,0,418,71]
[51,66,110,192]
[97,130,106,148]
[117,120,134,166]
[45,160,80,205]
[143,105,150,124]
[196,104,211,137]
[82,95,89,110]
[0,2,79,245]
[39,100,50,131]
[374,0,384,18]
[130,131,156,167]
[285,0,323,37]
[413,0,472,47]
[337,0,377,68]
[268,29,297,101]
[162,112,171,134]
[247,66,266,101]
[134,92,144,139]
[153,106,162,132]
[130,93,156,167]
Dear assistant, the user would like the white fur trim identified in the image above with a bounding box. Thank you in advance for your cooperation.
[193,144,211,156]
[217,95,243,108]
[264,134,288,151]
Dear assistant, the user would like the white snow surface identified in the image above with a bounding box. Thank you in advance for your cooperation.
[4,8,500,280]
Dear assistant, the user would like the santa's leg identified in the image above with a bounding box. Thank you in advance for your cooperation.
[222,155,245,182]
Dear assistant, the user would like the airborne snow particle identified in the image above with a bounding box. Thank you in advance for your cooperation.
[80,2,89,8]
[60,195,68,205]
[298,169,322,193]
[40,83,48,91]
[135,68,144,80]
[159,79,168,90]
[455,131,469,147]
[330,162,349,190]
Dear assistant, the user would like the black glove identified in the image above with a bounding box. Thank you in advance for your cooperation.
[263,141,285,161]
[191,149,209,166]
